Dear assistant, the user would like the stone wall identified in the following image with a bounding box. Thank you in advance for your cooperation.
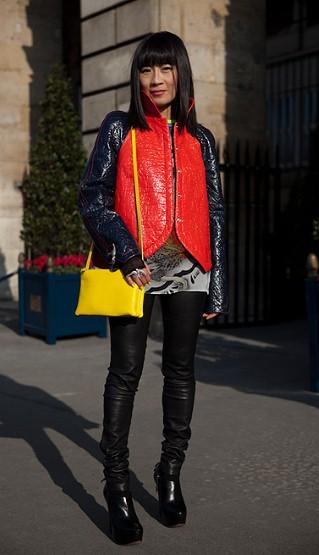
[81,0,155,153]
[225,0,266,145]
[81,0,266,151]
[0,0,62,299]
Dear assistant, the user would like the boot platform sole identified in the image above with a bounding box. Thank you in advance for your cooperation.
[158,513,186,527]
[109,522,143,545]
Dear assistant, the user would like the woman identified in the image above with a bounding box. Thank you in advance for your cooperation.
[79,31,228,545]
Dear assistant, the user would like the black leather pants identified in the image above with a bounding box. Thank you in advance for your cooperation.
[99,291,207,490]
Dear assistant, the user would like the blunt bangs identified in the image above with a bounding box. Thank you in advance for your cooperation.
[128,32,197,136]
[136,36,177,70]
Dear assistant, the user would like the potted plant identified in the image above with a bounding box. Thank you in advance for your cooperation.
[19,64,106,344]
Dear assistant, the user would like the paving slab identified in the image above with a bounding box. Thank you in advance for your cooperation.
[0,303,319,555]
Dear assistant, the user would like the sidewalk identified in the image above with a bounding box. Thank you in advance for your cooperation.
[1,302,319,555]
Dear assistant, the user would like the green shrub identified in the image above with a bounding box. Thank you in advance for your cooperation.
[21,64,89,258]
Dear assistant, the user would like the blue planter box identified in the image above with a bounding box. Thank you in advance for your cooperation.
[18,269,107,344]
[305,278,319,392]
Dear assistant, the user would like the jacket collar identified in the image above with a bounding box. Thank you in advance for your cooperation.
[141,90,195,119]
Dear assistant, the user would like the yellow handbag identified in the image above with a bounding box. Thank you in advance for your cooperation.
[74,128,145,318]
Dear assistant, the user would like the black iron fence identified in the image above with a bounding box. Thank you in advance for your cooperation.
[207,142,317,328]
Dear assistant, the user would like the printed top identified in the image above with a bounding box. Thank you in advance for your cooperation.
[144,120,210,295]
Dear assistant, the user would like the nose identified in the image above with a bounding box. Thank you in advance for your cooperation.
[151,66,163,85]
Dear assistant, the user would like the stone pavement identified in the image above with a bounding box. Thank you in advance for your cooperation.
[1,302,319,555]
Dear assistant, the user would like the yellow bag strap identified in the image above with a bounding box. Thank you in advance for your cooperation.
[85,127,143,270]
[131,128,144,261]
[85,245,93,270]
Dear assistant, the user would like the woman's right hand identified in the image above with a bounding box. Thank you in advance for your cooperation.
[125,263,151,288]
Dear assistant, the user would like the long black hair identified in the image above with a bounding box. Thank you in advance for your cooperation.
[128,32,198,135]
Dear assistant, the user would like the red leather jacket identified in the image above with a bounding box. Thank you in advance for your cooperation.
[78,96,228,313]
[115,93,212,272]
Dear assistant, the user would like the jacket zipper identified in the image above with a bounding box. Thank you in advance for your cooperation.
[168,122,177,229]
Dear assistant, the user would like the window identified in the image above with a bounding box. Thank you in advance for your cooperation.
[266,54,319,166]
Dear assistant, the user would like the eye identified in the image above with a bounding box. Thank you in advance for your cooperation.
[140,67,151,74]
[161,65,173,71]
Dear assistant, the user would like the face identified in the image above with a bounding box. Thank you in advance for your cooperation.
[139,64,178,115]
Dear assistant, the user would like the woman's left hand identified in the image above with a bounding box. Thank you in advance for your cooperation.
[202,312,219,320]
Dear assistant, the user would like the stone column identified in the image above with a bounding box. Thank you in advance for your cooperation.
[0,0,62,300]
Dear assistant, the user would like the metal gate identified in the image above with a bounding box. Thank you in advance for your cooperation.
[211,143,282,327]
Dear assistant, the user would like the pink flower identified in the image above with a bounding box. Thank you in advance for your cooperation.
[25,253,87,271]
[53,256,63,266]
[32,255,48,271]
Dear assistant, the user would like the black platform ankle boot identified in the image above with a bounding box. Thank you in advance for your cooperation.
[100,379,143,544]
[153,462,187,527]
[103,482,143,545]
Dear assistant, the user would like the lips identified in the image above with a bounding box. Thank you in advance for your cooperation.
[150,90,166,96]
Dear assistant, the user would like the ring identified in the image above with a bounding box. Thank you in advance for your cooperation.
[127,268,145,279]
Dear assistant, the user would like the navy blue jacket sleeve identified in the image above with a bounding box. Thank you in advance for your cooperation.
[197,125,229,314]
[78,111,140,265]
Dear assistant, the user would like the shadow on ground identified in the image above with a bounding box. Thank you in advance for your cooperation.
[153,319,318,409]
[1,306,316,539]
[0,374,161,534]
[0,301,19,334]
[0,375,111,534]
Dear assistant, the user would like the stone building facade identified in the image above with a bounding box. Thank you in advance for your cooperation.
[81,0,266,153]
[0,0,62,299]
[0,0,266,300]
